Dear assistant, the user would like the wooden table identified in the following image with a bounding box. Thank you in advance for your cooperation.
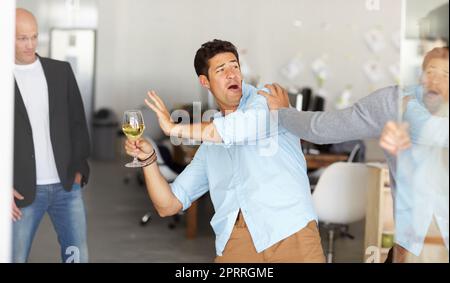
[186,201,199,239]
[304,153,349,170]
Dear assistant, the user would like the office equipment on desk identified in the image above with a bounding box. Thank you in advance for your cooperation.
[310,95,325,112]
[312,162,379,263]
[301,87,313,111]
[288,87,314,111]
[295,94,303,111]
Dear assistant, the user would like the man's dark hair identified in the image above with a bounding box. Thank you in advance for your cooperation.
[194,39,239,78]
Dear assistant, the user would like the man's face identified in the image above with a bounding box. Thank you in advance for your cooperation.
[421,58,449,113]
[15,17,38,65]
[201,52,243,112]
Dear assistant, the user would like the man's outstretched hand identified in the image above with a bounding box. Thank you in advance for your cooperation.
[145,90,175,136]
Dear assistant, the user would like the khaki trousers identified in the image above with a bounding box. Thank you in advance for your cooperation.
[215,212,326,263]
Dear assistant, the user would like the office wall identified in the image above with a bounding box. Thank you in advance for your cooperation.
[17,0,403,160]
[95,0,402,117]
[16,0,98,128]
[16,0,98,55]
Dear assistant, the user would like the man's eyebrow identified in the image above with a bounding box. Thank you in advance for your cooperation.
[215,63,225,70]
[215,60,239,71]
[428,65,449,73]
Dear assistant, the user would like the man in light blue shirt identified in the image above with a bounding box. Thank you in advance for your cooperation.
[125,40,325,263]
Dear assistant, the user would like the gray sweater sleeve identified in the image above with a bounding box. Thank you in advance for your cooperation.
[278,86,399,144]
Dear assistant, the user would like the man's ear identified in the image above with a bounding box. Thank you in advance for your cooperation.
[199,75,210,89]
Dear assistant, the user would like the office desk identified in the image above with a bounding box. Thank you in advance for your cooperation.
[305,153,349,170]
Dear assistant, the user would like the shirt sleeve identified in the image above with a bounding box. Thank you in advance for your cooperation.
[404,99,449,148]
[278,86,399,144]
[213,95,279,145]
[170,145,209,211]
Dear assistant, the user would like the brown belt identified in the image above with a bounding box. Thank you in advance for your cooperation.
[235,211,246,227]
[424,236,446,246]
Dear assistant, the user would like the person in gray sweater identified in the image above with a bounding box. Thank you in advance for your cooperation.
[258,84,400,191]
[258,84,400,262]
[258,45,448,262]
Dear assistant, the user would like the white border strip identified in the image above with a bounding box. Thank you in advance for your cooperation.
[0,0,16,263]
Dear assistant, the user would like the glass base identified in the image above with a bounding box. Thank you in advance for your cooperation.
[125,159,145,168]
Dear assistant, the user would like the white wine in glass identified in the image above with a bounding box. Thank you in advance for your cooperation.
[122,110,146,168]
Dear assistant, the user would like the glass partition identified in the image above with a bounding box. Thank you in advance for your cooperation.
[396,0,449,263]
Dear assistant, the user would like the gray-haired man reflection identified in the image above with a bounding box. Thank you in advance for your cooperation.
[260,47,448,263]
[380,47,449,263]
[258,3,448,263]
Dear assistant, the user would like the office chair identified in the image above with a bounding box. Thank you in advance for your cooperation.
[312,162,377,263]
[308,141,364,191]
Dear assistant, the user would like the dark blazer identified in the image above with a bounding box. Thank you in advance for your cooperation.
[14,55,91,208]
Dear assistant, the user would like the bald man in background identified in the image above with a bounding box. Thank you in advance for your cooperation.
[11,8,90,263]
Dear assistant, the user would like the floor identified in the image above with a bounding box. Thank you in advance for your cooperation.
[27,157,365,263]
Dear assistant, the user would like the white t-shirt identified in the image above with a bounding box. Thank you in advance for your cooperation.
[14,58,61,185]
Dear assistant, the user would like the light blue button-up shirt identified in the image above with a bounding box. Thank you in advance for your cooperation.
[396,85,449,256]
[170,82,317,256]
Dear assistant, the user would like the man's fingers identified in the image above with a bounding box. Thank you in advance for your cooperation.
[13,206,22,218]
[145,99,163,116]
[150,91,167,110]
[136,139,148,149]
[125,149,137,156]
[124,140,138,151]
[146,91,163,110]
[379,140,398,156]
[12,202,22,221]
[125,144,137,152]
[257,90,271,99]
[381,133,398,147]
[272,83,284,96]
[147,91,165,110]
[12,213,19,222]
[14,190,24,200]
[125,139,136,147]
[264,84,277,96]
[273,83,287,95]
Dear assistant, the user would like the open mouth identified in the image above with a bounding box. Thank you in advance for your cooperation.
[227,84,240,91]
[425,91,441,99]
[427,90,439,96]
[423,90,445,112]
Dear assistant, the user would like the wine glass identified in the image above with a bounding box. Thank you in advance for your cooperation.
[122,110,146,168]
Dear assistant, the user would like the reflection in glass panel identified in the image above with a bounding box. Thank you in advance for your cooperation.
[396,0,449,263]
